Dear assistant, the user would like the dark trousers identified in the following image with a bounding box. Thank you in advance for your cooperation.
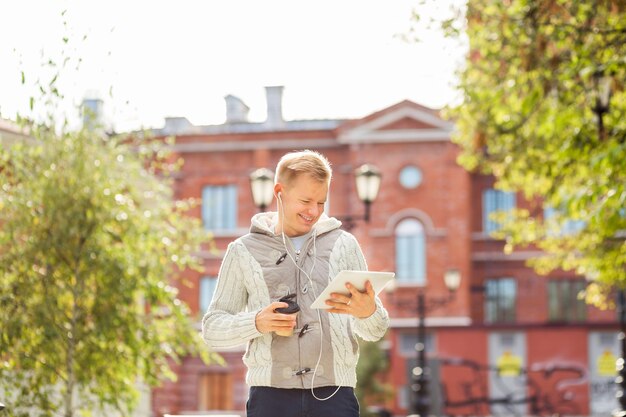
[246,386,359,417]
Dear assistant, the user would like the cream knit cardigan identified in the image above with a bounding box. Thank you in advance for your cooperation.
[202,212,390,389]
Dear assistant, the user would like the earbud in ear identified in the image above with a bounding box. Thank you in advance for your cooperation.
[277,192,282,199]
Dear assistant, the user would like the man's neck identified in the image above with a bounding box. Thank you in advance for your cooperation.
[275,221,308,238]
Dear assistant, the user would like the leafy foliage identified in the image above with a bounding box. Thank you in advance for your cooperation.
[443,0,626,303]
[355,339,393,417]
[0,123,220,417]
[0,36,219,416]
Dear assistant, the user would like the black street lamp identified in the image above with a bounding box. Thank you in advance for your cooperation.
[249,163,382,230]
[588,71,620,415]
[338,163,382,230]
[249,167,275,212]
[408,269,462,417]
[615,288,626,417]
[592,69,613,140]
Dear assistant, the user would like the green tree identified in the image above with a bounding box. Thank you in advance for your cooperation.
[355,339,393,417]
[438,0,626,304]
[0,51,219,417]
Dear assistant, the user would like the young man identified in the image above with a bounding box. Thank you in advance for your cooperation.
[202,150,389,417]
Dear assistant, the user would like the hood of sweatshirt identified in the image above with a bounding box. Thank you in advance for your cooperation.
[249,211,342,238]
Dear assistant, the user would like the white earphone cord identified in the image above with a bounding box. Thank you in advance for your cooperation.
[277,194,343,401]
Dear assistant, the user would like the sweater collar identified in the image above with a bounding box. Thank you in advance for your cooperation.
[249,211,342,237]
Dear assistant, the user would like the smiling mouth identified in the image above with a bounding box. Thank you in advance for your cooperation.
[299,214,314,223]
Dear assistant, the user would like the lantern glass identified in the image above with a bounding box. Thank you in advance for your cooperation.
[444,269,461,292]
[249,168,275,209]
[593,70,612,111]
[354,164,382,203]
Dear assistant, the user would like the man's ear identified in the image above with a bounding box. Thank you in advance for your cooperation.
[274,184,283,199]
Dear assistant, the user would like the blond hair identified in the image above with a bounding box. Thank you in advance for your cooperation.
[275,150,332,186]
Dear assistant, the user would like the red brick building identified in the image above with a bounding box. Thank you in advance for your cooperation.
[151,87,619,417]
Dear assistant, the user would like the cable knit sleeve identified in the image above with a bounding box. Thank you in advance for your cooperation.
[201,241,263,349]
[354,295,389,341]
[332,232,390,342]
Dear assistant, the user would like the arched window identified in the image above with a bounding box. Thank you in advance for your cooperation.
[395,219,426,285]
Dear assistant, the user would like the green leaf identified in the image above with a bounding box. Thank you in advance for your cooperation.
[436,0,626,302]
[1,86,219,417]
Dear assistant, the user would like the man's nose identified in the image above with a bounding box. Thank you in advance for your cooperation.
[307,203,320,216]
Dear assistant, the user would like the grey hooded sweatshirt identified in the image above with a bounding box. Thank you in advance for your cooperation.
[202,211,390,389]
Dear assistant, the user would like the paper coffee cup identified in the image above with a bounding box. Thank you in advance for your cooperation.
[274,312,298,337]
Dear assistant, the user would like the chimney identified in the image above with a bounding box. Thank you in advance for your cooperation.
[224,94,249,123]
[265,86,284,128]
[163,117,193,135]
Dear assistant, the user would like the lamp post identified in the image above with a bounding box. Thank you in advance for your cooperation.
[408,269,462,417]
[588,71,621,415]
[592,69,612,140]
[339,163,382,230]
[249,163,381,230]
[615,288,626,417]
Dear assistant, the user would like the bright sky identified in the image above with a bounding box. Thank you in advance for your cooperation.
[0,0,466,132]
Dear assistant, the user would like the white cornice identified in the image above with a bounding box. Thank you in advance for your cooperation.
[389,316,472,328]
[170,138,338,153]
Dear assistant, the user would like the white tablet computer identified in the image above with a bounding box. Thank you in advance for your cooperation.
[310,270,395,309]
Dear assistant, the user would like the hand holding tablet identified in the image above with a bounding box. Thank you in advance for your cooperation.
[310,270,395,309]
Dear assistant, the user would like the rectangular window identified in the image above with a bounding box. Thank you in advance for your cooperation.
[482,189,516,233]
[544,206,586,235]
[396,234,426,284]
[548,280,586,322]
[202,185,237,231]
[198,372,232,410]
[199,276,217,313]
[485,278,516,323]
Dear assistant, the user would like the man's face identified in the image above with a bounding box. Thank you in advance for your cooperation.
[276,174,328,237]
